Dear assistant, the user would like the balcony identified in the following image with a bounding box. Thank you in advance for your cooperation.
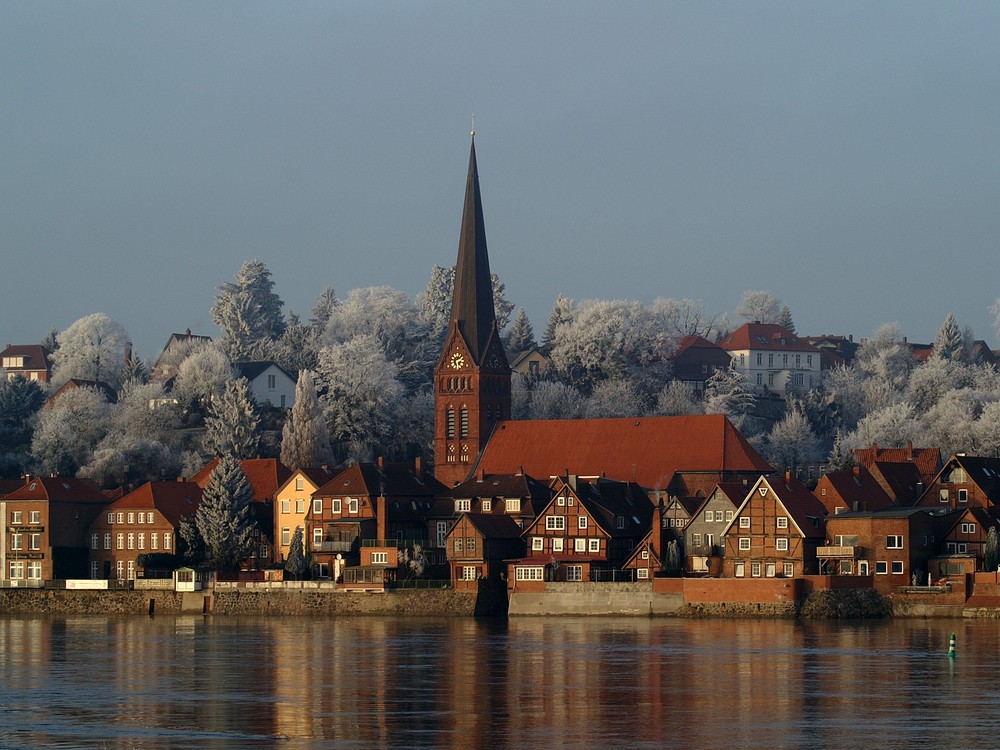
[312,540,356,553]
[817,545,856,558]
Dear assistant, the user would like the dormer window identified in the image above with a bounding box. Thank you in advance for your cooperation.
[455,499,471,512]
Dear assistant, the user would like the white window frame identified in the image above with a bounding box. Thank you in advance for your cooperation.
[575,538,586,552]
[545,516,565,531]
[739,516,751,529]
[515,566,544,581]
[776,517,788,529]
[588,539,600,553]
[875,561,888,574]
[783,562,794,577]
[371,552,388,565]
[552,538,564,552]
[751,562,761,578]
[455,499,471,512]
[348,498,359,514]
[532,537,544,551]
[566,565,583,581]
[636,567,649,580]
[481,500,491,512]
[886,535,903,549]
[776,538,789,552]
[739,537,750,551]
[735,562,745,578]
[332,498,342,514]
[891,561,904,575]
[313,498,323,514]
[578,516,588,530]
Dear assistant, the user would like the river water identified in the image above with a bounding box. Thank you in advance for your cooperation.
[1,614,997,749]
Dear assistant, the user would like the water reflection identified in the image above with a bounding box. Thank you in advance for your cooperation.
[2,615,999,749]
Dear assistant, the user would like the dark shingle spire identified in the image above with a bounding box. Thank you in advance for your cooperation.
[451,135,496,365]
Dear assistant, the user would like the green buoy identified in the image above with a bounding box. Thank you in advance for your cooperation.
[948,632,956,659]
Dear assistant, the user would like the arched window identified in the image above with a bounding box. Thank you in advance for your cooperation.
[446,408,456,439]
[460,408,469,438]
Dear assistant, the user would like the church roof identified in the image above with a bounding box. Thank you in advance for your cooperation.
[450,137,497,364]
[471,414,772,491]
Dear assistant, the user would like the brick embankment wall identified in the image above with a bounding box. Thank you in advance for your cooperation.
[508,582,684,616]
[210,588,480,616]
[0,589,185,615]
[677,601,799,618]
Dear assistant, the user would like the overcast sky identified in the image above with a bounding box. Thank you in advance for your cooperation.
[3,2,999,360]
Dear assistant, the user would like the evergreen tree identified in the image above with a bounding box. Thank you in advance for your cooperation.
[934,313,965,362]
[827,430,854,470]
[280,370,333,470]
[179,517,206,564]
[203,378,261,459]
[506,308,536,359]
[665,540,683,576]
[543,294,575,352]
[309,286,339,333]
[211,259,286,359]
[195,454,257,572]
[285,526,307,579]
[704,366,756,430]
[0,376,46,476]
[985,526,1000,572]
[777,305,796,334]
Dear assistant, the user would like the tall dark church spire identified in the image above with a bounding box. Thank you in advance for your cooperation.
[451,136,496,364]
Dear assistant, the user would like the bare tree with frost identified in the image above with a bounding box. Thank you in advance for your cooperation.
[50,313,130,391]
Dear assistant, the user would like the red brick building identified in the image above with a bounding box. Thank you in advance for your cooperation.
[814,465,894,516]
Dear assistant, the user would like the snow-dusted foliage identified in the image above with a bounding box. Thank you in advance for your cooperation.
[777,305,796,334]
[506,308,536,359]
[194,454,257,571]
[398,544,427,579]
[316,335,405,462]
[417,265,515,345]
[270,312,319,375]
[211,259,286,360]
[650,297,724,340]
[735,290,781,324]
[855,323,913,394]
[202,378,261,459]
[172,346,234,409]
[703,366,756,431]
[309,286,339,333]
[934,313,965,362]
[280,370,333,471]
[31,386,112,476]
[583,379,649,418]
[50,313,130,391]
[759,407,821,473]
[547,299,674,395]
[522,379,584,420]
[0,376,46,476]
[655,380,704,417]
[847,402,925,450]
[543,294,575,352]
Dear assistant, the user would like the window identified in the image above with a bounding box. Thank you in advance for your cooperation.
[127,561,135,580]
[454,538,464,553]
[127,513,134,524]
[10,511,21,525]
[151,533,158,550]
[332,498,342,513]
[859,561,869,575]
[886,535,904,549]
[693,534,703,547]
[267,374,276,389]
[575,538,586,552]
[371,552,388,565]
[546,516,566,531]
[104,533,111,550]
[776,517,788,529]
[776,538,789,551]
[706,511,714,523]
[446,408,456,438]
[281,528,291,546]
[552,538,564,552]
[455,499,471,512]
[962,523,977,535]
[108,512,114,524]
[29,511,40,524]
[578,516,588,530]
[765,563,776,578]
[532,537,544,551]
[127,533,134,550]
[958,543,968,553]
[616,517,625,530]
[958,489,969,503]
[740,517,751,529]
[876,561,888,574]
[348,499,359,514]
[505,498,521,513]
[735,562,745,578]
[566,565,583,582]
[459,408,469,438]
[313,527,323,546]
[756,373,763,386]
[588,539,601,553]
[756,353,763,365]
[295,477,304,491]
[137,534,145,551]
[116,533,124,550]
[90,533,99,550]
[147,512,154,524]
[461,566,477,580]
[163,533,171,550]
[751,562,761,578]
[296,499,305,514]
[783,562,794,577]
[636,567,649,579]
[725,511,734,522]
[9,561,24,579]
[116,512,124,524]
[557,495,565,506]
[641,549,649,560]
[436,522,448,547]
[28,533,41,551]
[10,533,22,551]
[515,566,544,581]
[891,561,904,575]
[281,499,291,514]
[739,537,751,550]
[481,500,492,512]
[939,489,949,503]
[313,498,323,514]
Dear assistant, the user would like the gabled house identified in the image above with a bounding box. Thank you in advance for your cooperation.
[672,335,732,394]
[149,329,213,382]
[821,507,956,591]
[233,361,297,409]
[446,512,525,588]
[2,477,111,583]
[510,475,652,585]
[662,496,700,540]
[684,482,749,573]
[915,454,1000,511]
[853,442,942,487]
[867,461,926,506]
[720,323,823,398]
[721,474,827,578]
[814,466,894,516]
[940,507,1000,565]
[1,344,51,383]
[87,481,202,580]
[47,378,118,407]
[273,466,336,563]
[509,346,553,380]
[449,470,552,528]
[621,501,668,581]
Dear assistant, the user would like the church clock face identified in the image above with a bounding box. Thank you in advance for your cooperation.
[488,352,501,369]
[449,352,466,369]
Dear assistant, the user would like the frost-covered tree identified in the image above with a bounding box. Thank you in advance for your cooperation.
[827,430,854,471]
[855,323,913,394]
[270,312,319,375]
[280,370,333,471]
[985,526,1000,571]
[316,335,405,462]
[202,378,261,459]
[172,346,234,411]
[583,379,649,418]
[506,308,536,359]
[195,454,257,572]
[655,380,704,417]
[417,265,515,345]
[179,517,206,564]
[390,389,434,462]
[704,366,756,431]
[905,356,967,412]
[285,526,307,578]
[760,407,821,474]
[524,380,583,420]
[651,297,722,339]
[777,305,796,334]
[398,544,427,580]
[847,402,924,450]
[736,290,781,324]
[491,273,515,332]
[934,313,966,362]
[211,259,286,360]
[309,286,339,333]
[665,540,683,576]
[975,401,1000,458]
[50,313,130,391]
[0,376,46,476]
[923,389,979,457]
[30,386,112,476]
[543,294,575,352]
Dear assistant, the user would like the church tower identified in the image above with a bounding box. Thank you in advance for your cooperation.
[433,136,511,486]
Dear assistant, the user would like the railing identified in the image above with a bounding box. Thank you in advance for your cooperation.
[589,569,635,583]
[312,540,356,553]
[361,539,427,549]
[389,579,451,590]
[817,546,856,558]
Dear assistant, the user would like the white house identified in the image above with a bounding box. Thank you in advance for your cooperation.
[233,361,296,409]
[720,323,823,398]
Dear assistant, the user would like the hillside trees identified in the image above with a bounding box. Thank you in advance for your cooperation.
[31,386,112,476]
[50,313,131,391]
[736,290,781,324]
[202,379,261,459]
[0,376,46,476]
[211,259,285,360]
[280,370,333,471]
[194,454,257,571]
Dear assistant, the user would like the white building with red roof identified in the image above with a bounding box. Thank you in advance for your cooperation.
[720,322,823,398]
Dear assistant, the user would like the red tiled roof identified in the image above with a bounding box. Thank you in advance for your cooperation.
[720,323,821,353]
[676,335,726,355]
[108,481,204,525]
[463,511,524,539]
[0,344,50,371]
[816,466,894,512]
[3,476,109,503]
[853,443,941,482]
[472,414,771,490]
[869,461,925,505]
[190,458,291,502]
[313,461,444,500]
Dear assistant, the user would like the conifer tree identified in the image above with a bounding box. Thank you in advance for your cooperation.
[280,370,333,471]
[211,259,286,359]
[777,305,796,334]
[195,454,257,572]
[203,378,261,459]
[506,308,536,359]
[934,313,965,362]
[285,526,307,579]
[985,526,1000,572]
[309,286,339,333]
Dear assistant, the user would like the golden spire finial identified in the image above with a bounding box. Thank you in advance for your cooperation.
[471,112,475,137]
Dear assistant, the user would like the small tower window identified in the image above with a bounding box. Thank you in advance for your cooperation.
[446,408,456,439]
[460,408,469,438]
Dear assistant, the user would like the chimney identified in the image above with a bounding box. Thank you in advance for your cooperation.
[853,466,860,477]
[377,456,384,471]
[413,456,423,481]
[376,495,387,543]
[907,441,913,459]
[785,470,792,486]
[651,495,665,560]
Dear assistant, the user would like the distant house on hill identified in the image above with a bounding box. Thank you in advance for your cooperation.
[47,378,118,407]
[150,329,213,382]
[720,323,823,398]
[1,344,51,383]
[233,361,296,409]
[672,335,731,394]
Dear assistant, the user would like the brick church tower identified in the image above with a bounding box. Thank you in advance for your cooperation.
[433,136,511,486]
